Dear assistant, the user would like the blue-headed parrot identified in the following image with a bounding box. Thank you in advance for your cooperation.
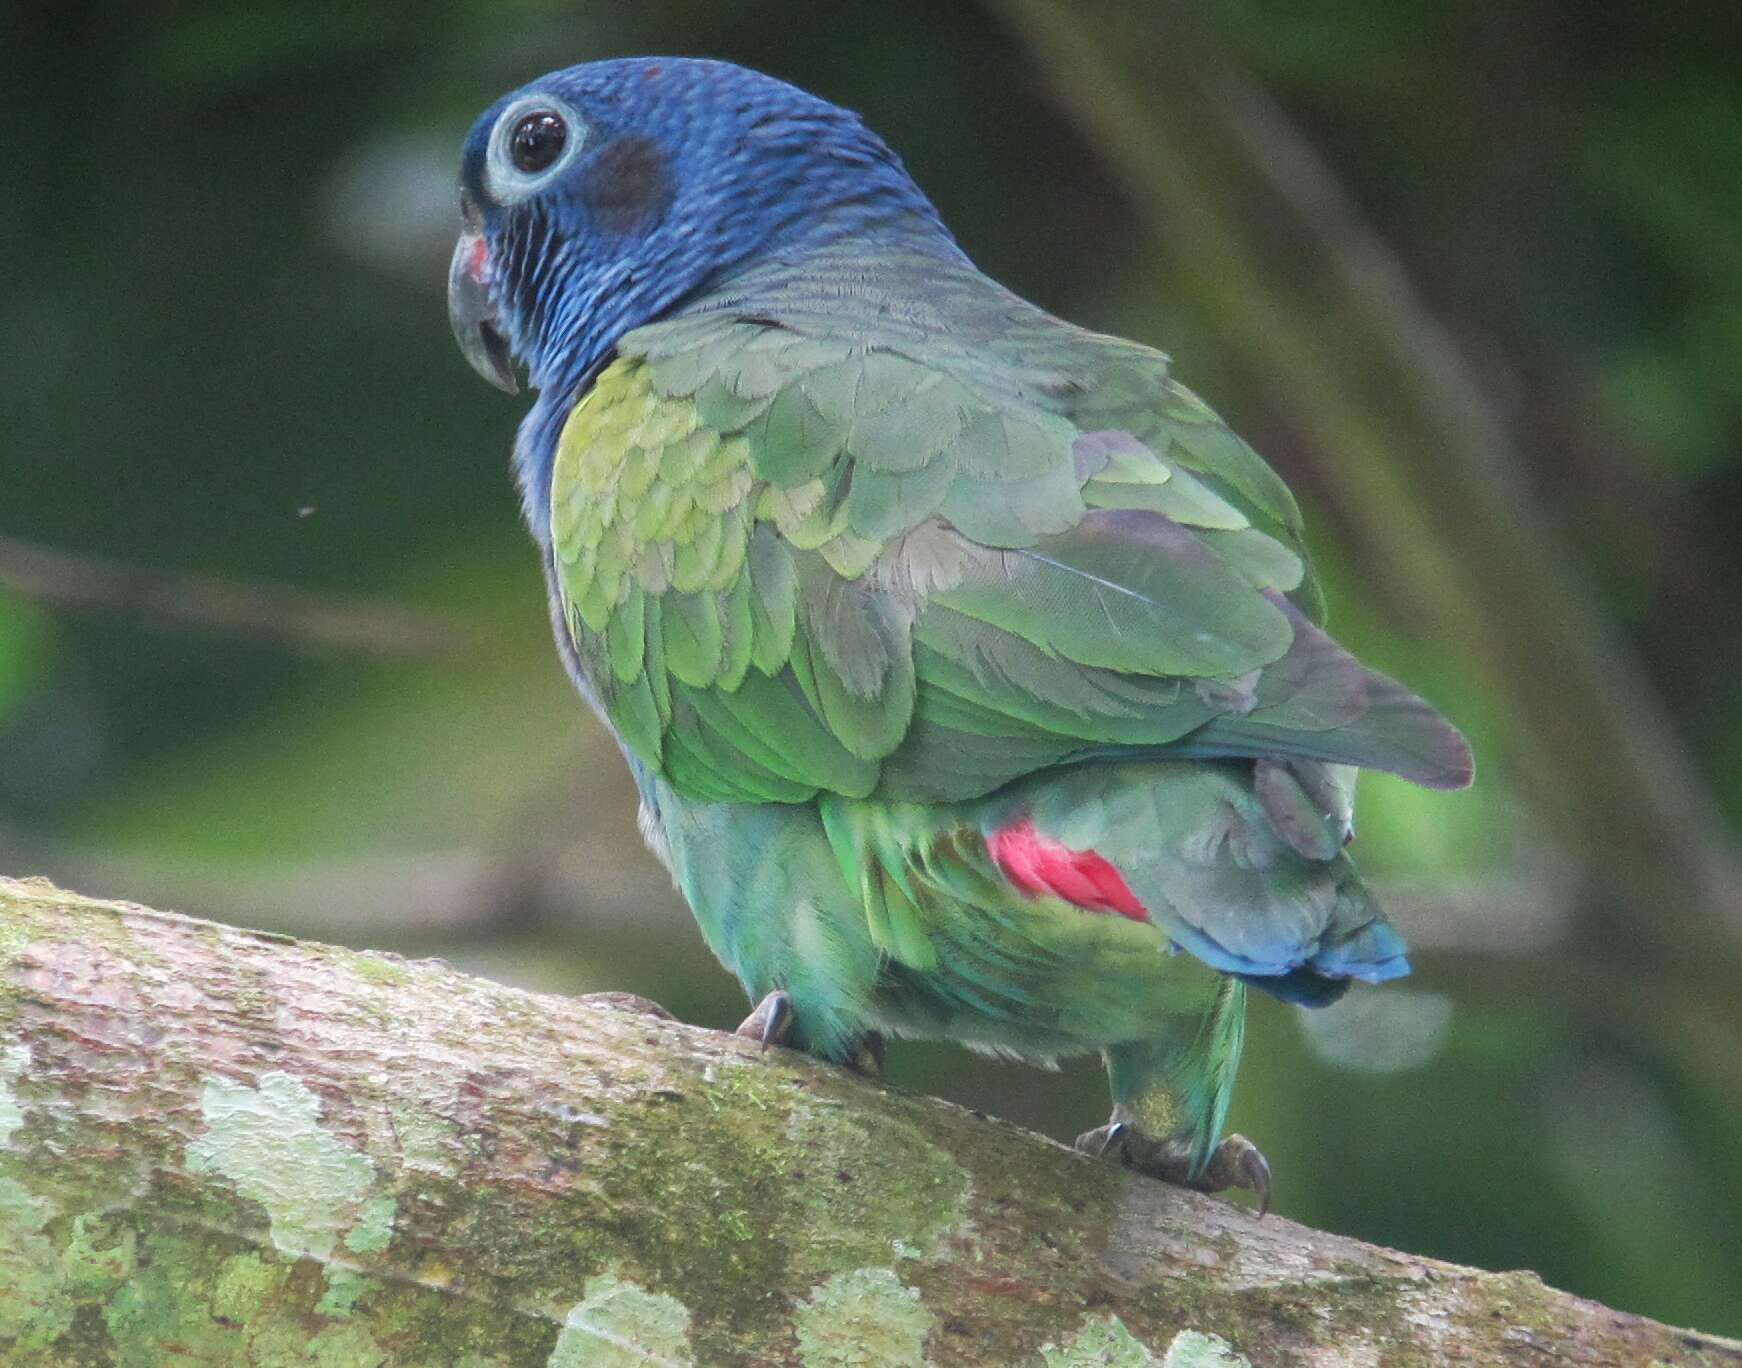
[447,58,1472,1209]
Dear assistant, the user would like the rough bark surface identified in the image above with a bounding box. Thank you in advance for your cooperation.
[0,876,1735,1367]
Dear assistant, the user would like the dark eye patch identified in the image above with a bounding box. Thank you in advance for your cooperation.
[582,135,673,234]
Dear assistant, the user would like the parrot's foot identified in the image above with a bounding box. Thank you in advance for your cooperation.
[734,991,794,1050]
[1075,1122,1272,1216]
[731,996,885,1078]
[843,1031,887,1078]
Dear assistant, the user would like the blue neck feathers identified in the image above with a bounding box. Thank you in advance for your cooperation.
[477,59,965,542]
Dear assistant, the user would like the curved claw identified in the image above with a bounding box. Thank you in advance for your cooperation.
[1073,1120,1122,1159]
[1075,1121,1273,1215]
[1202,1133,1273,1217]
[845,1031,888,1078]
[734,991,793,1050]
[1238,1143,1272,1218]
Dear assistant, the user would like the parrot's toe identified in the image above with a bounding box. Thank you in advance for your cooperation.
[1076,1120,1194,1179]
[843,1031,887,1078]
[1075,1121,1272,1215]
[1200,1133,1273,1217]
[1073,1120,1129,1159]
[734,991,794,1050]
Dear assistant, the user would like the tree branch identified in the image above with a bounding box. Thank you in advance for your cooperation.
[0,877,1733,1365]
[0,535,470,659]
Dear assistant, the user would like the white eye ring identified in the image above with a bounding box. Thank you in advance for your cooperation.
[485,95,586,204]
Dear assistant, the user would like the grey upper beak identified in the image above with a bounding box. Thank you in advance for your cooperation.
[448,228,518,394]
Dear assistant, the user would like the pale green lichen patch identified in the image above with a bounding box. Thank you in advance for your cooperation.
[1043,1323,1251,1368]
[0,1194,138,1355]
[100,1230,255,1362]
[548,1273,694,1368]
[390,1102,461,1176]
[0,1176,71,1349]
[61,1212,139,1297]
[782,1093,972,1278]
[210,1251,290,1323]
[87,1225,533,1366]
[1161,1329,1251,1368]
[316,1266,374,1319]
[0,1208,556,1366]
[344,950,412,987]
[1042,1312,1159,1366]
[344,1195,398,1255]
[0,879,61,957]
[0,1044,29,1146]
[794,1267,934,1368]
[249,1317,389,1367]
[572,1057,979,1356]
[0,880,161,971]
[184,1071,387,1261]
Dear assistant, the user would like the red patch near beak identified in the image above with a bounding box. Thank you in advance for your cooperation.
[466,235,489,282]
[987,817,1147,921]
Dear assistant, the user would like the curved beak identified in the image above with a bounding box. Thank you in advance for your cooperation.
[448,227,518,394]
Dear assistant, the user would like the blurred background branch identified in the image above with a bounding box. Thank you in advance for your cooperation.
[989,0,1742,980]
[0,535,470,659]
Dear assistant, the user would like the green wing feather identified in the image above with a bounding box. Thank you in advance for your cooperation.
[548,250,1471,902]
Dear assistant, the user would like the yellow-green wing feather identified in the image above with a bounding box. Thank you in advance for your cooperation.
[549,253,1468,829]
[549,280,1468,969]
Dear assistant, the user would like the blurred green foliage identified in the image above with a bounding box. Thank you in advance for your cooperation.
[3,0,1740,1339]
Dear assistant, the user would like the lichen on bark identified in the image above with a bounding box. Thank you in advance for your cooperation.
[0,875,1737,1366]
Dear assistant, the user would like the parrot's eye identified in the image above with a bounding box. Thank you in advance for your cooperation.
[510,112,567,174]
[483,95,585,203]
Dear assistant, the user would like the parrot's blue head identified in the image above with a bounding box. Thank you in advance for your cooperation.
[449,58,955,403]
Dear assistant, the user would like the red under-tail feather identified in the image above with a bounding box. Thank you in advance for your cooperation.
[987,816,1147,921]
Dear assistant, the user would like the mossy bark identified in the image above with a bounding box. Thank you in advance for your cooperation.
[0,876,1734,1367]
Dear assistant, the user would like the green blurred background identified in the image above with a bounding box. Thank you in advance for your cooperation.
[4,0,1740,1339]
